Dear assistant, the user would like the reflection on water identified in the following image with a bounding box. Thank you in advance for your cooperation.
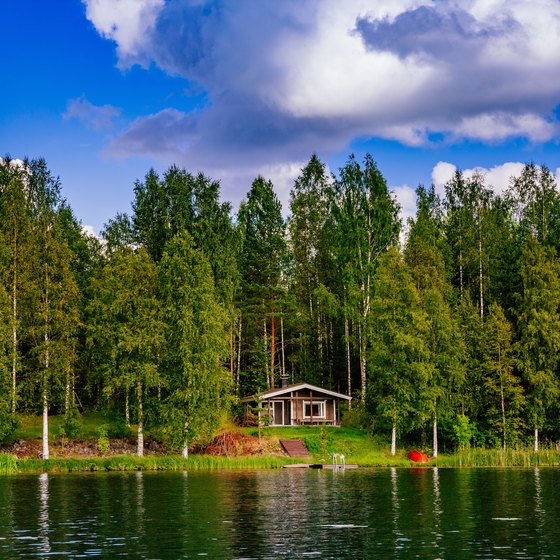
[1,467,560,558]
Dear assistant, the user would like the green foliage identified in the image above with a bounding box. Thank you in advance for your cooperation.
[59,407,82,440]
[452,414,476,450]
[159,232,231,452]
[97,425,110,455]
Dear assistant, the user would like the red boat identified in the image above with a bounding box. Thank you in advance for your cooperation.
[407,450,429,463]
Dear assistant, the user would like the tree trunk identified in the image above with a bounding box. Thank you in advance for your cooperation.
[137,382,144,457]
[479,235,484,318]
[263,301,269,388]
[534,427,539,453]
[280,312,286,379]
[42,386,49,461]
[270,305,276,389]
[182,420,189,458]
[236,314,242,394]
[433,414,438,458]
[11,266,17,415]
[43,260,50,461]
[345,312,352,407]
[391,423,397,456]
[125,389,130,427]
[229,320,234,379]
[500,382,506,450]
[358,321,366,402]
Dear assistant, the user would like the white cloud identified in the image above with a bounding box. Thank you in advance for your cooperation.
[81,224,99,238]
[432,162,457,197]
[83,0,164,65]
[432,161,528,197]
[84,0,560,203]
[454,113,557,143]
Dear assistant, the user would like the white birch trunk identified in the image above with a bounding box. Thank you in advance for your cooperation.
[534,427,539,453]
[125,390,130,427]
[433,415,438,458]
[137,382,144,457]
[358,322,366,402]
[11,223,18,415]
[182,421,189,458]
[391,423,397,456]
[43,259,50,461]
[345,312,352,408]
[42,386,49,460]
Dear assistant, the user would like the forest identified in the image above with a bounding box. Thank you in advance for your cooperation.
[1,153,560,458]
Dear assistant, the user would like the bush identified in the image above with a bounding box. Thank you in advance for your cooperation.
[97,425,110,455]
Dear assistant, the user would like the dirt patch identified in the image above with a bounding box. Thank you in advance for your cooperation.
[200,431,284,457]
[1,432,280,459]
[1,438,168,459]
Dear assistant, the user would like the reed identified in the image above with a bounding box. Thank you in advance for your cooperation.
[10,454,297,474]
[0,454,18,474]
[435,447,560,468]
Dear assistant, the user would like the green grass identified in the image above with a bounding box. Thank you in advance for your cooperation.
[245,426,413,466]
[1,453,298,475]
[13,412,116,440]
[434,447,560,467]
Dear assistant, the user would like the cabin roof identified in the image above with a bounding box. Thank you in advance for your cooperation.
[240,382,352,403]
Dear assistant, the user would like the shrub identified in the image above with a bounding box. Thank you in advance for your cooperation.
[97,425,110,455]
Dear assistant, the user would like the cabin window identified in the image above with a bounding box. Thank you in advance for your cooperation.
[303,400,326,418]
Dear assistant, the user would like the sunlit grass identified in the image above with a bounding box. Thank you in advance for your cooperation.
[2,453,298,474]
[434,447,560,467]
[13,412,115,440]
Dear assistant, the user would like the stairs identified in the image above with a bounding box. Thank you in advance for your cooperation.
[280,439,310,457]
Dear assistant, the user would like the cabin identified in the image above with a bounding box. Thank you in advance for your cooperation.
[241,382,352,426]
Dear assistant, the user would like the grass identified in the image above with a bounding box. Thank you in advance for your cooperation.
[0,453,298,475]
[13,412,118,440]
[434,447,560,468]
[5,415,560,474]
[246,426,413,467]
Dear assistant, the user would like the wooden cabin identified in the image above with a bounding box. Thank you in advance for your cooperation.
[241,383,352,426]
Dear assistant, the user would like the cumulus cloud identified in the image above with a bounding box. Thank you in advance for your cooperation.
[84,0,560,201]
[64,97,122,130]
[432,161,528,198]
[83,0,165,65]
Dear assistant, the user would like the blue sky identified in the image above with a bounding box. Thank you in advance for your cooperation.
[2,0,560,234]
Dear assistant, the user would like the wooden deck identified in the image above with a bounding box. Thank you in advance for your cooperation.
[283,463,358,469]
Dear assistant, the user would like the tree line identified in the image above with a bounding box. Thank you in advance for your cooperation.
[1,154,560,457]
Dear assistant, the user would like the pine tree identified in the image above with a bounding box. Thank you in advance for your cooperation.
[288,155,336,386]
[237,177,287,393]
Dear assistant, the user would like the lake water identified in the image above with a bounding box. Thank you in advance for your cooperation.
[1,467,559,559]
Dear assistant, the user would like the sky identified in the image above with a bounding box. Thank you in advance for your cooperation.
[2,0,560,235]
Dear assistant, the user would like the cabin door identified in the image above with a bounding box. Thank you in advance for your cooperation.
[273,401,284,425]
[284,400,291,425]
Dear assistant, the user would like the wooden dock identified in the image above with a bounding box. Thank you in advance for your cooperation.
[283,463,358,469]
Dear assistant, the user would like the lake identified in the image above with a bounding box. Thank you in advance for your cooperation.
[1,467,559,558]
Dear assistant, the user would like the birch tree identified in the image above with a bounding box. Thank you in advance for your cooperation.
[159,232,230,457]
[515,239,560,451]
[333,154,400,401]
[88,248,163,456]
